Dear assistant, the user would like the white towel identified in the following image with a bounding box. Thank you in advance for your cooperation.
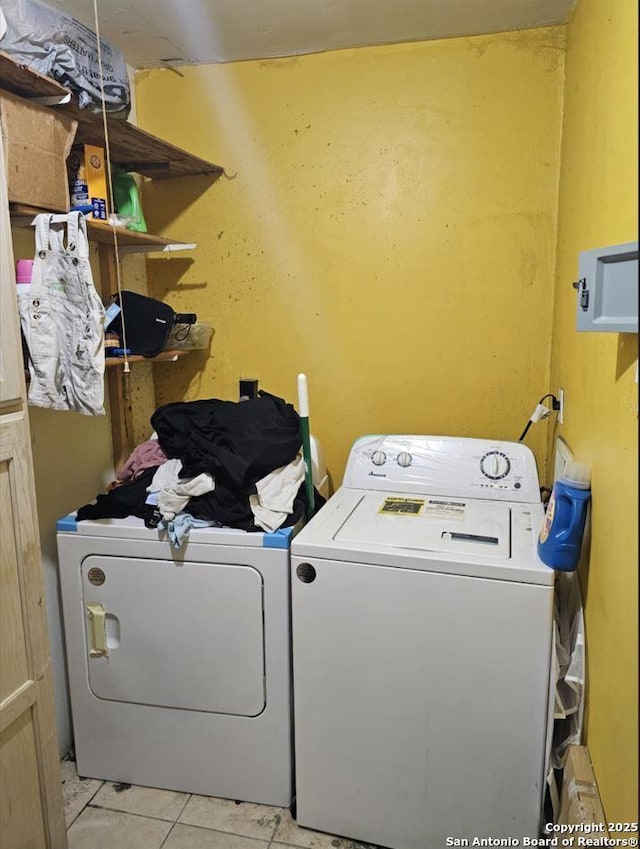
[250,454,305,532]
[148,459,215,521]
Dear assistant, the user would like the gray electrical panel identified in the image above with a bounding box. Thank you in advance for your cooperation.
[574,241,638,333]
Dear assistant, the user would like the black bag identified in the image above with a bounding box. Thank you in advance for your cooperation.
[110,291,196,357]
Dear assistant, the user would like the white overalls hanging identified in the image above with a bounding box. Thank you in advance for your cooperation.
[18,212,105,415]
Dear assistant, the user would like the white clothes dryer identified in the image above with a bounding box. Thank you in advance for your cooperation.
[291,435,555,849]
[57,516,296,806]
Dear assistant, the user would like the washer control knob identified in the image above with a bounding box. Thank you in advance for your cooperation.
[480,451,511,480]
[396,452,413,468]
[371,450,387,466]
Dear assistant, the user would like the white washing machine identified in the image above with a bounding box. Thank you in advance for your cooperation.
[57,516,296,806]
[291,435,555,849]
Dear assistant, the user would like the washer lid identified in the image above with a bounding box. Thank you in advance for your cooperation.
[292,488,554,585]
[334,493,511,559]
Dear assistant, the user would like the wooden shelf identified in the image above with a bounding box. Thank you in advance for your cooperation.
[0,52,223,180]
[24,350,190,383]
[62,102,223,180]
[2,51,212,468]
[86,219,197,254]
[105,350,190,366]
[9,205,196,254]
[0,50,70,100]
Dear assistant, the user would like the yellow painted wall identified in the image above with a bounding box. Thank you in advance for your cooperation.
[136,27,565,486]
[549,0,638,822]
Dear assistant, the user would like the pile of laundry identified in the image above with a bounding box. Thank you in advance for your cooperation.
[76,391,324,546]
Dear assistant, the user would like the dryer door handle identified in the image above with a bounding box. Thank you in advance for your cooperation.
[86,603,108,657]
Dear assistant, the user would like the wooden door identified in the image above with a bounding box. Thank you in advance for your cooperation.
[1,119,67,849]
[0,128,23,407]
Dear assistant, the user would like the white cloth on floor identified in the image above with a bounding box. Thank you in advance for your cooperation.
[250,453,305,532]
[147,458,215,521]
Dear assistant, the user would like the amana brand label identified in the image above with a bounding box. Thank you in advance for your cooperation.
[379,497,425,516]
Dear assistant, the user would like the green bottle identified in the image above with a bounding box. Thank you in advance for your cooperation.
[112,169,147,233]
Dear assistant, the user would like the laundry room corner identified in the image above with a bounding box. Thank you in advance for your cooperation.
[1,0,637,845]
[135,26,567,485]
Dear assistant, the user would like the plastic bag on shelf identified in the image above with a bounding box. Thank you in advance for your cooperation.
[0,0,130,117]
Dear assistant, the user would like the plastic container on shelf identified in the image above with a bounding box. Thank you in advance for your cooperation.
[165,322,213,351]
[111,169,147,233]
[16,259,33,295]
[538,461,591,572]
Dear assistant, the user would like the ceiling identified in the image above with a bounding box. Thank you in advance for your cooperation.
[40,0,574,67]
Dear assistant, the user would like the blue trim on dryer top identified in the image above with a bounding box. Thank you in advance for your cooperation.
[57,514,78,533]
[262,527,294,549]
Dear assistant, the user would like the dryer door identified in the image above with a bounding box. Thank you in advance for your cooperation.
[81,556,265,716]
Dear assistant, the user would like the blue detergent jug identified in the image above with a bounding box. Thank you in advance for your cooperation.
[538,462,591,572]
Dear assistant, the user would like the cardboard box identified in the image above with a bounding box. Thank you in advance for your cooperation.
[558,745,609,833]
[0,89,77,212]
[67,144,109,220]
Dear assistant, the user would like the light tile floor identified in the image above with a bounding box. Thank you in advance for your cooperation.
[61,759,380,849]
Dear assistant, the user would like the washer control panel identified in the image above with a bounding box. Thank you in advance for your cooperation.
[343,435,541,503]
